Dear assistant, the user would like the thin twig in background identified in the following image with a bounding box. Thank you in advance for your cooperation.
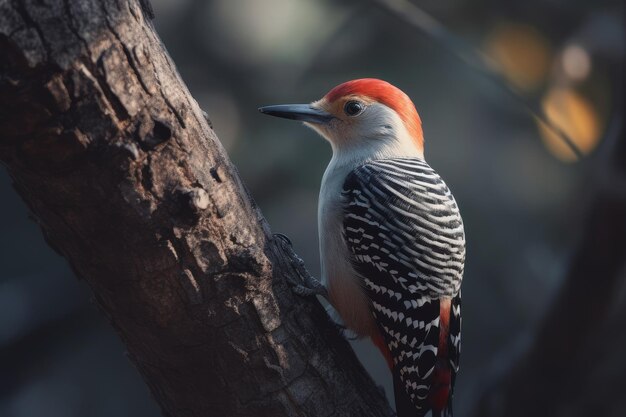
[372,0,584,159]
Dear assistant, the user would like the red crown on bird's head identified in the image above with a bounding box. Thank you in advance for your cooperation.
[324,78,424,147]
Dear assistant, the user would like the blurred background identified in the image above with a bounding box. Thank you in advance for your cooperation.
[1,0,624,416]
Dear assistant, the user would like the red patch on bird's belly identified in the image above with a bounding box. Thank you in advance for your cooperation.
[430,362,452,411]
[430,298,452,411]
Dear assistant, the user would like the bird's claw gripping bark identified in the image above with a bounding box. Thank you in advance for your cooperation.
[274,233,328,299]
[289,257,327,298]
[336,323,359,341]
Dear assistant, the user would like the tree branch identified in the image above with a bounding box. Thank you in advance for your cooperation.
[0,1,392,416]
[371,0,584,159]
[471,91,626,417]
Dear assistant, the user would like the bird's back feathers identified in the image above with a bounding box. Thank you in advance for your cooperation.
[341,157,464,416]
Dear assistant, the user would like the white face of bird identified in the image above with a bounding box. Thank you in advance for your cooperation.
[305,96,422,159]
[259,78,425,161]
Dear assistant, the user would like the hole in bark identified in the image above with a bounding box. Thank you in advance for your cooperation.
[152,119,171,143]
[171,187,208,226]
[141,160,153,192]
[0,37,30,79]
[210,167,222,183]
[136,118,172,150]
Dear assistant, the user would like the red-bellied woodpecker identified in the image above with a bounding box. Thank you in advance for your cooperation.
[259,79,464,417]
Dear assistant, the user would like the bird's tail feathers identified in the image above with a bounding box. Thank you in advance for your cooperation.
[393,369,417,417]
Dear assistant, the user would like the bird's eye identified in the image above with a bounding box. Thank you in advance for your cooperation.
[344,100,364,116]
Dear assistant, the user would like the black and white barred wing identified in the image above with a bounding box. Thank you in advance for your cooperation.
[341,158,465,412]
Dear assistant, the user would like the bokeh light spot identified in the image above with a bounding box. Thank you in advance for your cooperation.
[202,0,330,68]
[485,23,552,91]
[562,44,592,81]
[537,88,601,162]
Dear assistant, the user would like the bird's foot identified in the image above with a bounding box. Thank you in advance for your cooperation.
[290,270,328,298]
[338,324,359,341]
[329,321,358,341]
[274,233,328,299]
[318,303,358,341]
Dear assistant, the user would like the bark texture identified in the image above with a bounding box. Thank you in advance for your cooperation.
[0,1,393,416]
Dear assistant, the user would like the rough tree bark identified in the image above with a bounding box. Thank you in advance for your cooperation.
[0,1,393,416]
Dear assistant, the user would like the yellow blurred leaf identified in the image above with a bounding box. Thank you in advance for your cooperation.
[485,23,552,91]
[537,88,600,162]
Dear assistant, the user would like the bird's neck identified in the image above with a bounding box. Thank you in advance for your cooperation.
[329,136,424,171]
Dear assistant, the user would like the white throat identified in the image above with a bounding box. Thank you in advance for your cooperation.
[314,103,425,337]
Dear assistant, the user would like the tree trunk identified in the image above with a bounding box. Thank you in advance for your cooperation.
[0,1,393,416]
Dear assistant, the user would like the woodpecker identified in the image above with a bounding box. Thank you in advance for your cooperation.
[259,79,464,417]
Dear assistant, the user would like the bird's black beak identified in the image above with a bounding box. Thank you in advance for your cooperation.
[258,104,334,124]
